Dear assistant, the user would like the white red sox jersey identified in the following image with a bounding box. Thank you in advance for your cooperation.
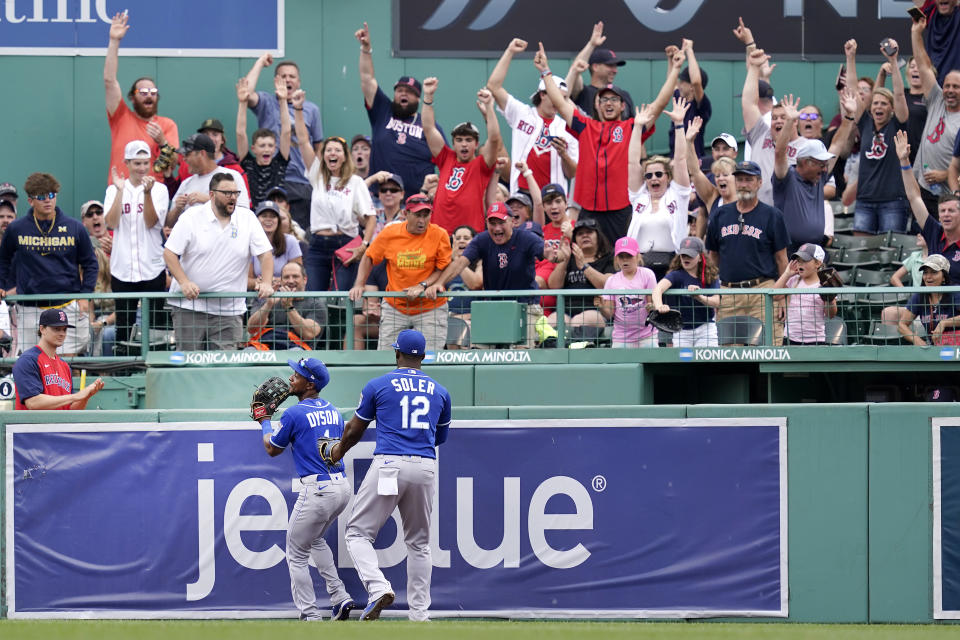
[497,94,578,196]
[104,179,169,282]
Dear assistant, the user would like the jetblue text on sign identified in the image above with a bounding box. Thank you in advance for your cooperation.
[5,418,787,618]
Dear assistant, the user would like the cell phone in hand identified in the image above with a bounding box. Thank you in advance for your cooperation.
[908,6,924,21]
[880,38,898,57]
[835,65,846,92]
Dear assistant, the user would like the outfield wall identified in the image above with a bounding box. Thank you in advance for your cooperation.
[0,404,955,622]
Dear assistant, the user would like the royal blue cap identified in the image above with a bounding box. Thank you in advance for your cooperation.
[541,183,566,200]
[288,357,330,392]
[391,329,426,356]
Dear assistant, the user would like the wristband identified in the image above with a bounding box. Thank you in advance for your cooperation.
[900,164,912,170]
[745,42,755,47]
[674,124,684,130]
[523,170,533,177]
[293,107,303,111]
[540,69,552,78]
[361,48,372,54]
[843,115,854,121]
[422,99,433,105]
[260,419,273,436]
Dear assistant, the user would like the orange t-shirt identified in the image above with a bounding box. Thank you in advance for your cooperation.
[107,101,180,182]
[366,222,452,314]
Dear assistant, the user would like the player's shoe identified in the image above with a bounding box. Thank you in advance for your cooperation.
[360,592,395,621]
[331,599,355,621]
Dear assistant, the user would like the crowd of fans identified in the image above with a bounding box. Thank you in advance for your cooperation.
[3,4,960,356]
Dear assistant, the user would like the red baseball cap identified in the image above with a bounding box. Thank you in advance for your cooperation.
[486,202,510,220]
[405,194,432,213]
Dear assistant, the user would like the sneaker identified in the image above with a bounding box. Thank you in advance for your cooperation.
[360,592,395,621]
[331,599,355,621]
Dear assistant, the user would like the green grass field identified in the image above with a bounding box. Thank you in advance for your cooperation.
[1,620,959,640]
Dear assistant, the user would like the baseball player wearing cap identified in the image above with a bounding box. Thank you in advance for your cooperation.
[325,329,452,621]
[356,22,445,196]
[486,38,578,196]
[12,309,104,410]
[259,358,355,621]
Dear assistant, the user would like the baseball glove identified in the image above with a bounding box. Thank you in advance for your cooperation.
[646,309,683,333]
[250,376,291,421]
[817,267,844,302]
[317,437,340,467]
[153,143,178,175]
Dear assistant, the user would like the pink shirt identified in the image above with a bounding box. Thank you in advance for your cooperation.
[603,268,658,345]
[785,275,827,343]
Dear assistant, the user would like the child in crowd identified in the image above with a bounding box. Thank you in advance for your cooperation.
[650,236,720,346]
[599,236,658,348]
[772,243,837,345]
[236,77,291,206]
[899,254,960,346]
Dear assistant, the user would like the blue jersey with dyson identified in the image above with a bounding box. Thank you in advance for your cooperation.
[354,367,451,458]
[270,397,345,478]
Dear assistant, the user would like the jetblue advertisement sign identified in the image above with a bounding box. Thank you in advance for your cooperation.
[5,419,787,618]
[0,2,282,57]
[934,419,960,619]
[396,0,915,59]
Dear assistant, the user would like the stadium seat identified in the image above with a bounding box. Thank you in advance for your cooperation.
[825,317,848,345]
[717,316,764,346]
[831,234,890,252]
[863,320,904,345]
[887,233,922,260]
[833,216,854,233]
[446,316,471,348]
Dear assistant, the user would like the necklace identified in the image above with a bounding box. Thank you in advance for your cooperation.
[32,212,56,256]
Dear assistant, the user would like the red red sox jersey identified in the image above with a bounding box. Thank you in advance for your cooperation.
[431,146,495,234]
[567,111,653,212]
[13,346,73,410]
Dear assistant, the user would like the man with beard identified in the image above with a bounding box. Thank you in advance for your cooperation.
[243,53,323,234]
[422,80,500,234]
[164,173,273,351]
[0,199,15,241]
[912,14,960,216]
[356,22,444,196]
[168,134,250,227]
[706,161,790,345]
[486,38,578,198]
[104,11,180,183]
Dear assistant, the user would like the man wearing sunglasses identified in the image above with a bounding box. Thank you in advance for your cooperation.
[104,11,180,183]
[164,173,273,351]
[0,173,98,356]
[80,200,112,255]
[167,134,250,227]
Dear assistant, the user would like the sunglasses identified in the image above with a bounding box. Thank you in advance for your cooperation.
[644,171,666,180]
[31,192,57,201]
[380,187,402,194]
[83,209,104,217]
[325,136,347,145]
[136,88,159,97]
[798,113,820,120]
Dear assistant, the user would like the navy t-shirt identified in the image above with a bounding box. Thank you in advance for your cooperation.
[857,111,907,203]
[772,166,828,247]
[366,87,445,195]
[663,269,720,329]
[462,228,544,303]
[907,291,960,336]
[705,201,791,283]
[668,89,712,157]
[355,367,452,458]
[921,217,960,283]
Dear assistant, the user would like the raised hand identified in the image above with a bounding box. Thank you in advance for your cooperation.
[666,96,690,125]
[633,103,656,129]
[912,14,927,35]
[476,88,493,112]
[495,156,510,170]
[533,42,549,72]
[355,22,371,48]
[422,76,438,98]
[760,58,777,80]
[748,48,769,68]
[111,166,124,191]
[590,21,606,47]
[839,87,858,117]
[894,129,910,162]
[274,74,288,100]
[109,12,129,41]
[258,52,274,68]
[515,160,528,173]
[508,37,527,53]
[145,121,166,146]
[881,37,899,61]
[781,94,800,121]
[290,89,305,110]
[681,38,694,52]
[571,58,589,74]
[685,115,703,141]
[664,44,679,60]
[670,49,686,70]
[236,77,249,103]
[142,176,155,193]
[844,39,857,57]
[732,16,753,45]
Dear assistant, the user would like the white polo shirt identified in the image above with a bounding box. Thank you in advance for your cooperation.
[173,167,250,210]
[104,179,170,282]
[165,202,271,315]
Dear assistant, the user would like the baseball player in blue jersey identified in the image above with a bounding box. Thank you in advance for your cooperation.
[324,329,452,621]
[259,357,356,621]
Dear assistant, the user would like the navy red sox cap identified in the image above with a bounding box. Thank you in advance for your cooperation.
[394,76,422,97]
[733,161,762,177]
[597,84,628,102]
[589,48,626,66]
[541,183,566,200]
[288,357,330,392]
[39,308,75,328]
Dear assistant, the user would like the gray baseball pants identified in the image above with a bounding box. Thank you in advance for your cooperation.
[287,472,352,620]
[345,455,436,621]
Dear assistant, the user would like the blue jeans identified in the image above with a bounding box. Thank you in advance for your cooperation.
[305,233,358,292]
[853,200,909,234]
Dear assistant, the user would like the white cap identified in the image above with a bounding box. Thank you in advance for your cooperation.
[711,133,738,152]
[530,78,568,101]
[124,139,151,160]
[796,138,835,162]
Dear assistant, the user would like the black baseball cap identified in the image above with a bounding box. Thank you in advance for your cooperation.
[39,308,75,328]
[0,182,17,199]
[541,183,566,200]
[0,198,15,212]
[266,185,288,201]
[589,48,626,66]
[179,133,216,154]
[679,67,709,89]
[197,118,225,134]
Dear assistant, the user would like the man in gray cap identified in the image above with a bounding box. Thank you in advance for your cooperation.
[0,183,18,212]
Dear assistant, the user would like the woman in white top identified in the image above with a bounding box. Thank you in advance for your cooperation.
[293,91,375,292]
[103,139,169,353]
[626,97,692,279]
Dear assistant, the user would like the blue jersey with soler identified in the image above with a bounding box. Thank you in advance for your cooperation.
[355,368,452,458]
[270,397,345,477]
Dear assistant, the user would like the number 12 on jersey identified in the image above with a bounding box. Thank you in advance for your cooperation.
[400,394,430,429]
